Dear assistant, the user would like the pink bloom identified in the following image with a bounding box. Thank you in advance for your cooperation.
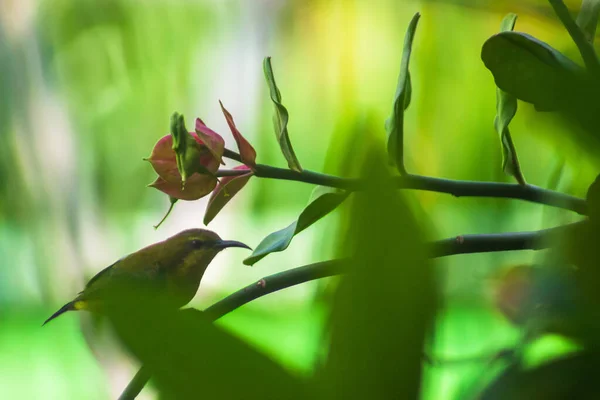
[195,118,225,165]
[146,133,220,200]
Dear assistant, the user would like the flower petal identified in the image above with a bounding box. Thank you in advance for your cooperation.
[145,135,182,184]
[149,173,217,201]
[146,133,220,185]
[204,165,253,225]
[190,132,221,174]
[195,118,225,165]
[219,101,257,169]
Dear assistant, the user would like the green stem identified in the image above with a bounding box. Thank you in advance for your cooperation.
[223,148,243,163]
[549,0,600,75]
[153,197,177,229]
[216,169,250,177]
[221,149,586,214]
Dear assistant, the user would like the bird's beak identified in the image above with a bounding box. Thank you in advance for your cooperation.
[213,240,252,251]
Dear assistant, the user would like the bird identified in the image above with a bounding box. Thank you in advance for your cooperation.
[43,228,251,325]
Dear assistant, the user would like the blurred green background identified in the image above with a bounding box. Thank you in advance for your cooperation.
[0,0,593,398]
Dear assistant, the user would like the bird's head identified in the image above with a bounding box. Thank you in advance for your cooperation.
[158,229,250,305]
[163,228,250,275]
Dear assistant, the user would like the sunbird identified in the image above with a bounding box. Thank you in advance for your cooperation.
[43,229,250,325]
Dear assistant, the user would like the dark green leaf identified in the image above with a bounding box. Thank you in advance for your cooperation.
[386,12,420,174]
[493,14,526,185]
[108,302,309,399]
[244,186,349,266]
[317,147,437,399]
[481,31,584,111]
[576,0,600,43]
[263,57,302,172]
[477,353,598,400]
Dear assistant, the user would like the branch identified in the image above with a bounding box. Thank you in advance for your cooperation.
[118,368,152,400]
[549,0,600,75]
[220,150,586,214]
[430,221,582,257]
[119,222,582,399]
[398,175,585,214]
[202,260,346,319]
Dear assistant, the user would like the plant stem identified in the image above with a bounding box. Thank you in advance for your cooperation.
[220,150,586,214]
[400,175,585,214]
[118,221,581,399]
[549,0,600,75]
[118,368,152,400]
[223,148,243,162]
[216,169,250,177]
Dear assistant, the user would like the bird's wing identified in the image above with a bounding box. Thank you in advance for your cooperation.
[81,257,124,292]
[79,258,165,304]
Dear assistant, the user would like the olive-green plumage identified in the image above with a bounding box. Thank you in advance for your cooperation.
[43,229,250,325]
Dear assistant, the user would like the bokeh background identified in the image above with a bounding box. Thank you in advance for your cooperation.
[0,0,593,398]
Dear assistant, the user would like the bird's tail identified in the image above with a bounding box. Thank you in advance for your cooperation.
[43,301,75,326]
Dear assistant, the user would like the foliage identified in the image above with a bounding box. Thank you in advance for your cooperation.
[26,0,600,399]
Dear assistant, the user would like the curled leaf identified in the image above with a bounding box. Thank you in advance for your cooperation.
[204,165,253,225]
[244,186,349,266]
[219,100,257,169]
[386,12,420,174]
[493,14,526,185]
[263,57,302,172]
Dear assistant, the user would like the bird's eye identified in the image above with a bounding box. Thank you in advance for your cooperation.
[189,239,204,249]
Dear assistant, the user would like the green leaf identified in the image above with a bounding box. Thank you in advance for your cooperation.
[499,12,517,32]
[263,57,302,172]
[476,353,596,400]
[576,0,600,43]
[108,303,309,399]
[244,186,349,265]
[493,14,526,185]
[386,12,420,174]
[481,31,584,111]
[318,147,437,399]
